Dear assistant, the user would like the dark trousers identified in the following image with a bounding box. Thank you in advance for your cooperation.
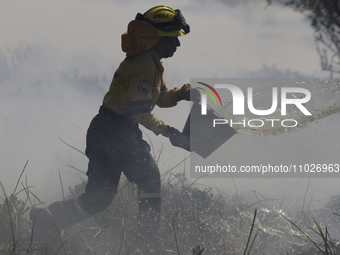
[79,106,161,230]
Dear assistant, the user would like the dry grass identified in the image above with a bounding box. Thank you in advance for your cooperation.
[2,161,340,254]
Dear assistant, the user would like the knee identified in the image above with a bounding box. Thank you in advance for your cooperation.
[85,194,114,215]
[80,187,116,215]
[138,172,161,194]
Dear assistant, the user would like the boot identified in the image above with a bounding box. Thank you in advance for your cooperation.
[30,196,89,246]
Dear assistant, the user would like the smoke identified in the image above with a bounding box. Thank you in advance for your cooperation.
[0,0,338,210]
[0,44,109,201]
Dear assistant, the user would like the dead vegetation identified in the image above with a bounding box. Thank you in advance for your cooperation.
[1,161,340,254]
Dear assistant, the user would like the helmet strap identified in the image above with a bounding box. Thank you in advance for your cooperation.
[163,37,170,58]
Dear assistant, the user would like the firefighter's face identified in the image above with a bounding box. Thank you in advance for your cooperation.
[165,37,181,58]
[154,37,181,59]
[166,37,181,57]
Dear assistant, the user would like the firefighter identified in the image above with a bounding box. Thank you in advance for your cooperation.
[30,4,199,249]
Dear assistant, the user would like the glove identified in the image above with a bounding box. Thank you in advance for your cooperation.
[162,126,190,152]
[179,84,201,103]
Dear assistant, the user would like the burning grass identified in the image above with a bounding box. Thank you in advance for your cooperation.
[1,163,340,254]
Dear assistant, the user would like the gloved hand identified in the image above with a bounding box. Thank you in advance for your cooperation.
[179,84,201,103]
[162,126,190,151]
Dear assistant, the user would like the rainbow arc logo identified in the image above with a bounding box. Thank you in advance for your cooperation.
[196,82,222,106]
[196,82,312,117]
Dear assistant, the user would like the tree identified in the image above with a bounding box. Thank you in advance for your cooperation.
[269,0,340,77]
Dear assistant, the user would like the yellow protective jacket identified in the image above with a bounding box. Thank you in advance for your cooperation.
[103,49,181,135]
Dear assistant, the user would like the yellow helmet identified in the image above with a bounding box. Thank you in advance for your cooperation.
[135,5,190,37]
